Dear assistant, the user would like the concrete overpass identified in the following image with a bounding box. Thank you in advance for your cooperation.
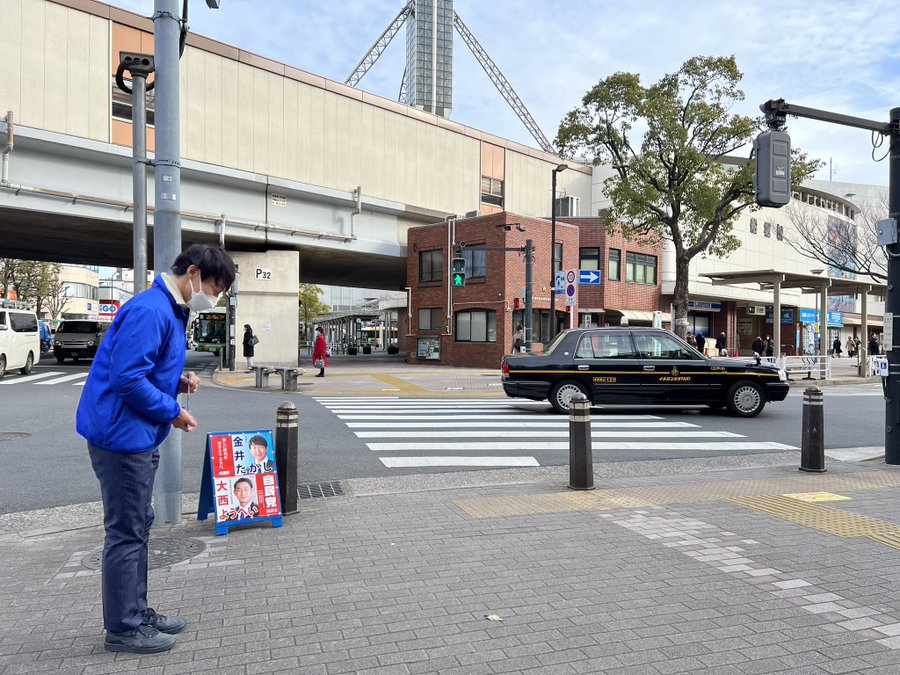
[0,120,449,290]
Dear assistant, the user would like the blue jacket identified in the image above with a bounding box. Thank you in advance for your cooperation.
[77,276,188,453]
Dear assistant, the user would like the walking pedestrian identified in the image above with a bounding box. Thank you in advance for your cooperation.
[765,336,774,357]
[870,334,880,357]
[832,336,842,357]
[751,336,764,357]
[695,332,706,355]
[242,323,256,372]
[77,244,236,654]
[313,325,328,377]
[511,323,524,353]
[715,331,727,357]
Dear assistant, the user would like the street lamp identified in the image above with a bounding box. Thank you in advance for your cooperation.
[549,163,568,340]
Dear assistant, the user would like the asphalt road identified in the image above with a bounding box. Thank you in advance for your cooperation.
[0,351,887,514]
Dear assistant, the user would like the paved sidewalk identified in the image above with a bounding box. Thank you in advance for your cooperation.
[4,452,900,674]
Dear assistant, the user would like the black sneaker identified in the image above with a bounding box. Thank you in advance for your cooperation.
[104,624,176,653]
[142,608,186,635]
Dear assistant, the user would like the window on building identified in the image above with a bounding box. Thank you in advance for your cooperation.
[553,243,563,278]
[111,78,156,126]
[62,282,99,300]
[580,247,600,271]
[512,309,554,344]
[608,248,621,281]
[625,252,657,284]
[419,249,443,283]
[776,224,784,241]
[455,310,497,342]
[418,307,442,331]
[480,176,504,207]
[462,247,486,279]
[763,221,772,238]
[749,217,758,234]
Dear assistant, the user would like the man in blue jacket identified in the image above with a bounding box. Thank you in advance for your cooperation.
[77,244,235,654]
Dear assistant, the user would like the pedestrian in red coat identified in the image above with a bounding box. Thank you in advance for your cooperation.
[313,326,328,377]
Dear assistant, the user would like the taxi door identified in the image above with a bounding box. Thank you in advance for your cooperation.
[631,331,714,402]
[572,330,645,403]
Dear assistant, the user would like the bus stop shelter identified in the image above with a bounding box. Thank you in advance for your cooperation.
[701,269,886,364]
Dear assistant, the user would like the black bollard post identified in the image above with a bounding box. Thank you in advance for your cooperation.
[568,393,595,490]
[275,401,299,513]
[800,386,826,472]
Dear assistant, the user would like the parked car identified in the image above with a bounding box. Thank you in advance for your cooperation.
[0,308,41,379]
[53,320,110,363]
[501,327,789,416]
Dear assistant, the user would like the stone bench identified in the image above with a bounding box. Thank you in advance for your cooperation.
[250,365,305,391]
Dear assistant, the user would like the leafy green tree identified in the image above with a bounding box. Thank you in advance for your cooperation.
[298,283,330,334]
[556,55,820,336]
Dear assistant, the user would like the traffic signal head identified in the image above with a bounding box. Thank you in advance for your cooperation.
[754,130,791,208]
[451,257,466,287]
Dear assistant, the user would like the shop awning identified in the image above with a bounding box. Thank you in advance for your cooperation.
[611,310,672,323]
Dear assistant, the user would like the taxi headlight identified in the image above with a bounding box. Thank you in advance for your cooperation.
[778,369,787,381]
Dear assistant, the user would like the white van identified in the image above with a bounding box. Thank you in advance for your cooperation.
[0,308,41,379]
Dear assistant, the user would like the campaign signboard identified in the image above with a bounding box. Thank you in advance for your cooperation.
[197,429,283,535]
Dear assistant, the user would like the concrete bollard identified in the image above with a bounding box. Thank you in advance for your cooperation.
[800,386,826,473]
[568,393,595,490]
[275,401,299,514]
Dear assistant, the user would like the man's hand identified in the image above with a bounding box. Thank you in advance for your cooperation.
[172,407,197,432]
[178,371,200,394]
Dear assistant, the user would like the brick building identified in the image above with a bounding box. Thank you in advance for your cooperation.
[402,212,666,368]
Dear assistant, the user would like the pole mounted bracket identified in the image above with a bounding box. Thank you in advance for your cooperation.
[116,52,156,95]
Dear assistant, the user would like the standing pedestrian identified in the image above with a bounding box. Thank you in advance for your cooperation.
[715,331,727,356]
[695,332,706,355]
[76,244,236,654]
[751,336,764,357]
[832,336,842,357]
[686,333,697,349]
[511,323,524,353]
[242,323,256,372]
[765,336,774,357]
[870,334,880,357]
[313,325,328,377]
[846,337,856,359]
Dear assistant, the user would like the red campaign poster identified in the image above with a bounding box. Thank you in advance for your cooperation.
[209,434,236,477]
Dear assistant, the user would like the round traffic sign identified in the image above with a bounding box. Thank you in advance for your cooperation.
[566,270,576,283]
[566,284,576,297]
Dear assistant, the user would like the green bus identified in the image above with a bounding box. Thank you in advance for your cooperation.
[192,310,227,355]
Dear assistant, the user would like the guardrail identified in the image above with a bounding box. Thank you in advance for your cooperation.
[780,355,831,381]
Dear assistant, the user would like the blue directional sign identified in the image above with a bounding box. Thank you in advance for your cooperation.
[579,269,602,285]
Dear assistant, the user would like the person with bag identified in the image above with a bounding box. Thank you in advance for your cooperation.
[715,331,728,357]
[313,325,328,377]
[242,324,257,372]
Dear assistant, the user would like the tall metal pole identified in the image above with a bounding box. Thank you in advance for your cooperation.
[524,239,534,352]
[131,72,148,297]
[549,170,558,340]
[153,0,184,524]
[885,107,900,465]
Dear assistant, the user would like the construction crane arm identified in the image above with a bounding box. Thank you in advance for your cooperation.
[345,1,414,87]
[453,12,555,154]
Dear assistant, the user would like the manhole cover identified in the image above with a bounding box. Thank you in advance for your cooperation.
[0,432,32,443]
[298,481,344,499]
[81,537,206,571]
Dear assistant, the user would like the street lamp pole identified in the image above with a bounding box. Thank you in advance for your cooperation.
[549,163,568,341]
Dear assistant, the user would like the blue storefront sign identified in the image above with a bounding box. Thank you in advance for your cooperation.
[687,300,721,312]
[798,309,843,326]
[764,308,795,324]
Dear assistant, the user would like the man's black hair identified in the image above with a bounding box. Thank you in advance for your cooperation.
[234,477,253,490]
[249,434,267,448]
[171,244,236,290]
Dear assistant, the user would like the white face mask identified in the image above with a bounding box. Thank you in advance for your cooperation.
[186,275,220,312]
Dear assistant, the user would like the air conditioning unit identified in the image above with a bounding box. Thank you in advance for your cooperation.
[554,196,579,217]
[746,305,766,316]
[464,210,482,218]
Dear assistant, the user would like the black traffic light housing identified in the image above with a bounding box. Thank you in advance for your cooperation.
[451,257,466,287]
[754,130,791,208]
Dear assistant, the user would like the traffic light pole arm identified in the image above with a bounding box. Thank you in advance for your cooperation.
[761,99,893,134]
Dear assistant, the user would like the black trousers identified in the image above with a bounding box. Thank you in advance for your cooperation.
[88,443,159,634]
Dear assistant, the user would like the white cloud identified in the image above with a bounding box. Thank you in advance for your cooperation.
[106,0,899,185]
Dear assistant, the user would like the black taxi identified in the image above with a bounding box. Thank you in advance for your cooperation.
[501,327,789,416]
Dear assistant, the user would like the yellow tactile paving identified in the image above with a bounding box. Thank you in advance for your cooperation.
[728,495,900,538]
[453,470,900,519]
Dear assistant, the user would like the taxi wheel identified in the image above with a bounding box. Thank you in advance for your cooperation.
[726,381,765,417]
[549,381,589,414]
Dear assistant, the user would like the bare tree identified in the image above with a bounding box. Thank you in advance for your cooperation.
[784,190,888,283]
[44,269,72,320]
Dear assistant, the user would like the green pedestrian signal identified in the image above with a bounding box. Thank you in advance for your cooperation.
[451,257,466,288]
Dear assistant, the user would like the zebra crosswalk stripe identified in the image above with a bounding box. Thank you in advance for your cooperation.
[36,373,89,385]
[0,371,65,384]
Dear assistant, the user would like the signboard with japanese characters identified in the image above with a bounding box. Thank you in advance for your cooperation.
[197,429,283,535]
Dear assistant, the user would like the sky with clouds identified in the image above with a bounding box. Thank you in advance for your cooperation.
[107,0,900,187]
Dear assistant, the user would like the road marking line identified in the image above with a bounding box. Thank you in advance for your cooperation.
[35,373,89,385]
[366,441,798,451]
[346,421,697,428]
[356,430,743,439]
[336,414,663,421]
[380,456,540,468]
[0,371,65,384]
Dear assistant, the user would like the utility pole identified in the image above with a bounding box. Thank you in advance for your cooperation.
[524,239,534,352]
[153,0,184,524]
[758,99,899,464]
